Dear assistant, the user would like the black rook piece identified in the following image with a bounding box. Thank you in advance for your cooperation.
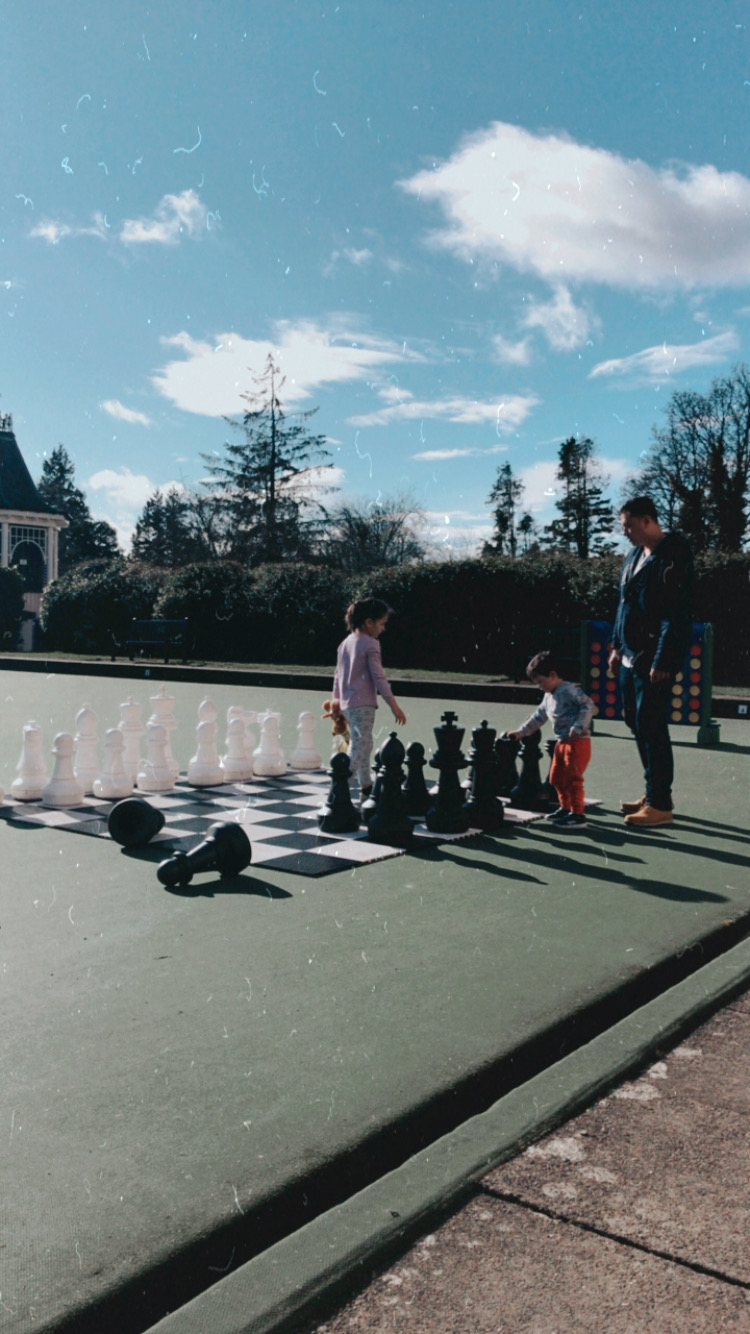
[108,797,166,848]
[425,711,470,834]
[368,733,413,847]
[402,741,431,818]
[464,720,504,831]
[157,821,251,887]
[493,734,520,799]
[318,752,361,834]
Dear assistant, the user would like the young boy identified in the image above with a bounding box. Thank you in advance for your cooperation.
[507,650,595,829]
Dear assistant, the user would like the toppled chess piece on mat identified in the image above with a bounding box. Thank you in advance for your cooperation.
[157,821,251,887]
[108,797,166,848]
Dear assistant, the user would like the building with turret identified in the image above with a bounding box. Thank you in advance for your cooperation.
[0,414,67,647]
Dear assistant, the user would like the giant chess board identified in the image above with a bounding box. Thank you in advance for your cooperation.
[0,770,545,878]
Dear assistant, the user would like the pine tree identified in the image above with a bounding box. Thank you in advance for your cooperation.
[202,354,335,564]
[37,445,120,574]
[483,462,537,557]
[130,488,205,566]
[543,437,615,558]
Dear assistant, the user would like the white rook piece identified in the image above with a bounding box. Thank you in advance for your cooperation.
[12,720,48,801]
[93,729,133,800]
[289,711,322,770]
[118,696,145,782]
[252,711,286,777]
[73,704,99,794]
[43,733,85,808]
[137,723,176,793]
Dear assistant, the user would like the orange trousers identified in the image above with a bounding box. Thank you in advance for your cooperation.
[549,737,591,816]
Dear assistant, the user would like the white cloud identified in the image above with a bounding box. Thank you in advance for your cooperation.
[590,330,739,381]
[349,391,537,430]
[100,399,152,426]
[492,333,532,365]
[522,286,597,351]
[400,122,750,289]
[120,190,208,245]
[517,459,561,512]
[29,214,108,245]
[152,320,415,416]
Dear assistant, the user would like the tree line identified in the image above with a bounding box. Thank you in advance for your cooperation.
[37,357,750,579]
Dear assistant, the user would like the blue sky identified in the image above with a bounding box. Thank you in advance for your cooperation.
[4,0,750,552]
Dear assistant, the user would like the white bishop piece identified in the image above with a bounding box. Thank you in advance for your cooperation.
[118,696,145,782]
[73,703,99,795]
[148,685,180,780]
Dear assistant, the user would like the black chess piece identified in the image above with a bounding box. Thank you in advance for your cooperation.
[157,822,251,887]
[540,737,558,804]
[402,741,431,818]
[318,752,361,834]
[108,797,166,848]
[464,720,504,831]
[508,732,550,811]
[425,711,470,834]
[492,734,520,799]
[367,733,413,847]
[361,746,382,824]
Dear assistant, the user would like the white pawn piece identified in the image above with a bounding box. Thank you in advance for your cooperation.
[289,711,322,771]
[148,685,179,779]
[118,696,145,783]
[252,711,286,777]
[187,719,224,786]
[73,704,99,795]
[42,733,86,808]
[137,723,177,793]
[93,729,133,799]
[227,706,257,775]
[222,716,253,782]
[11,720,48,801]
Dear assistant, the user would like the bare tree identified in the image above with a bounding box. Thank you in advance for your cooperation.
[323,493,427,571]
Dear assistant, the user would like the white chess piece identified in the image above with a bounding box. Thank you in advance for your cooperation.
[252,711,286,777]
[289,711,322,770]
[187,719,224,786]
[118,696,145,782]
[227,706,257,774]
[43,733,85,807]
[12,720,48,800]
[94,729,133,799]
[148,684,179,779]
[73,704,99,794]
[222,716,253,782]
[137,723,176,793]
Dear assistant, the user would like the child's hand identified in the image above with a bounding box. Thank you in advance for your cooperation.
[391,703,407,726]
[505,729,520,740]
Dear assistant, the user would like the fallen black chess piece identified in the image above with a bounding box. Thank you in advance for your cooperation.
[108,797,166,848]
[157,821,251,887]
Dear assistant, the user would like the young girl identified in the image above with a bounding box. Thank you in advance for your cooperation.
[332,598,407,796]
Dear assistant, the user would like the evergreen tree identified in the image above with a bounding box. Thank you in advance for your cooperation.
[543,436,615,558]
[202,354,336,564]
[483,461,537,557]
[130,487,205,566]
[37,445,120,574]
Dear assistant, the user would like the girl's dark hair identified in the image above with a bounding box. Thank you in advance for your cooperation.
[526,649,560,680]
[345,597,392,631]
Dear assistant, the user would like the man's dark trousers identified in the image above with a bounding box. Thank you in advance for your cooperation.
[620,666,674,811]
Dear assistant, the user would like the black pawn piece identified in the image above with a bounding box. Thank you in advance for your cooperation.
[540,738,558,805]
[108,797,166,848]
[493,734,520,799]
[318,752,361,834]
[402,741,431,818]
[464,720,504,831]
[509,732,548,811]
[425,711,470,834]
[361,746,383,824]
[368,733,413,847]
[157,822,251,887]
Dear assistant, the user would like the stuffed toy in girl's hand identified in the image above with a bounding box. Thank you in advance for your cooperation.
[322,699,350,750]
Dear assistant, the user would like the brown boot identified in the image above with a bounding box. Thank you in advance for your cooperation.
[624,805,674,828]
[620,796,647,815]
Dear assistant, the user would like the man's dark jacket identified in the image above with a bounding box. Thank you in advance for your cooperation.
[613,532,694,675]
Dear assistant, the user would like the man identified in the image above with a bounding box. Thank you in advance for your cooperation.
[608,496,693,827]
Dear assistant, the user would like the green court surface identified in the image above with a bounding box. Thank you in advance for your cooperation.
[0,669,748,1334]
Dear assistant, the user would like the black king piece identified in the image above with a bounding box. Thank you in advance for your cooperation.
[425,711,470,834]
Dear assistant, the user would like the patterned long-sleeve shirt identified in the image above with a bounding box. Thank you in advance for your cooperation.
[516,680,595,740]
[332,632,396,711]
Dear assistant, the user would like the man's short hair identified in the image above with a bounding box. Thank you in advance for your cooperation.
[621,495,659,522]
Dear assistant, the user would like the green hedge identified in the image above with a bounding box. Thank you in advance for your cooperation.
[37,553,750,684]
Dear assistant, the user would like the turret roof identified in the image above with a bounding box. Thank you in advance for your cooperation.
[0,416,56,515]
